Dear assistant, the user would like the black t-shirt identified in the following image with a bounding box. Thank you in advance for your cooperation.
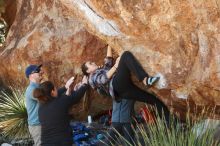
[39,85,88,146]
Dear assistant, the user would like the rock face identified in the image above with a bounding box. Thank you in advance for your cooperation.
[1,0,220,119]
[0,0,111,119]
[2,0,17,28]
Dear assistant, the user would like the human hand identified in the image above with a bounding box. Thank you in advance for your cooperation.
[73,83,82,91]
[107,45,113,57]
[81,75,88,85]
[98,65,103,69]
[65,76,75,89]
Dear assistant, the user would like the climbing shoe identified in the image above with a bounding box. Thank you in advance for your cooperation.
[147,76,160,86]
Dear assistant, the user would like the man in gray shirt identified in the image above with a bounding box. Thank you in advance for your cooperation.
[25,64,44,146]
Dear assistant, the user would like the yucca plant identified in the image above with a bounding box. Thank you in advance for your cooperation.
[103,106,220,146]
[0,87,30,141]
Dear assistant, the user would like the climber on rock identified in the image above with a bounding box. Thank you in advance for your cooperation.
[81,45,170,123]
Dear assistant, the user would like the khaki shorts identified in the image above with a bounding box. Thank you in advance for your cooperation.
[28,125,41,146]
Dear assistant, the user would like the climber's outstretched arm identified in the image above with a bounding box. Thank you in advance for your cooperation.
[107,45,113,57]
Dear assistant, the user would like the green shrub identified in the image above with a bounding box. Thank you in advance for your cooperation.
[103,107,220,146]
[0,87,30,140]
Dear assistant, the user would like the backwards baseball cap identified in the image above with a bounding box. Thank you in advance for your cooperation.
[25,64,42,78]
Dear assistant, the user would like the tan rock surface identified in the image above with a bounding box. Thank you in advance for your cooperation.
[0,0,111,120]
[62,0,220,118]
[1,0,220,119]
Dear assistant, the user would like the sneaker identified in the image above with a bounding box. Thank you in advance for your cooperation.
[147,76,160,86]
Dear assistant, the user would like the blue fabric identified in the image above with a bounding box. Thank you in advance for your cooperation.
[25,82,40,125]
[71,123,102,146]
[73,133,89,141]
[72,124,89,132]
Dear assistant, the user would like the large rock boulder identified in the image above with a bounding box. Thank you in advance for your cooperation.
[0,0,111,120]
[1,0,220,119]
[62,0,220,118]
[1,0,17,28]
